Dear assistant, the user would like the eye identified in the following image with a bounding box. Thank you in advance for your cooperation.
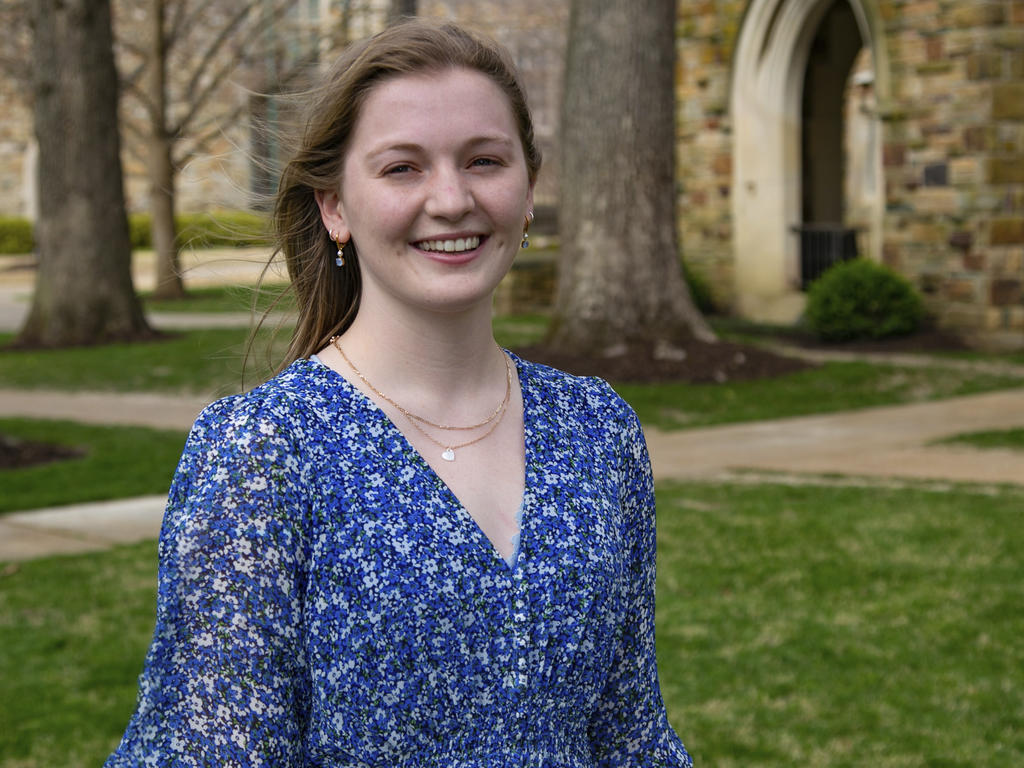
[470,157,502,168]
[384,163,415,175]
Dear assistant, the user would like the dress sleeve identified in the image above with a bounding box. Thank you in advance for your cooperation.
[587,402,693,767]
[105,396,312,768]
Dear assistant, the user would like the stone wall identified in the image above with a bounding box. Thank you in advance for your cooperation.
[0,75,33,219]
[675,1,745,310]
[676,0,1024,347]
[879,0,1024,346]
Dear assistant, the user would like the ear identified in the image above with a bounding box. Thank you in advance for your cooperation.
[315,188,351,242]
[525,182,535,219]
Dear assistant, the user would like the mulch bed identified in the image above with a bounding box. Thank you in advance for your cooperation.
[0,434,86,470]
[515,328,971,384]
[514,336,813,384]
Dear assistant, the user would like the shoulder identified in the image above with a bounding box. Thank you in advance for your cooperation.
[177,358,348,487]
[192,358,339,441]
[513,352,639,430]
[512,353,644,469]
[165,361,342,539]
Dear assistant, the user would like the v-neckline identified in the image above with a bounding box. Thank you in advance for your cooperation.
[311,353,531,570]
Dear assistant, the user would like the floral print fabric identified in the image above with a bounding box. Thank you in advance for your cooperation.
[106,355,691,767]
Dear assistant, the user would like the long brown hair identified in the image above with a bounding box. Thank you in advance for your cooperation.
[271,19,542,371]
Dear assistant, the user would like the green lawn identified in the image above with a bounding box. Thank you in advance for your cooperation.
[936,427,1024,451]
[2,323,1021,429]
[616,362,1022,429]
[142,284,296,315]
[709,316,1024,367]
[1,480,1021,766]
[0,541,160,767]
[0,317,548,398]
[0,419,187,513]
[657,481,1024,766]
[0,328,290,397]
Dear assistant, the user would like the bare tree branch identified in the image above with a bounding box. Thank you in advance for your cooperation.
[115,36,147,60]
[173,101,250,168]
[120,59,149,90]
[120,119,148,166]
[108,0,333,297]
[180,3,258,100]
[170,48,247,136]
[121,74,159,126]
[173,0,304,135]
[163,0,191,51]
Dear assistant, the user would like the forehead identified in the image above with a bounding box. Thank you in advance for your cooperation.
[350,68,519,151]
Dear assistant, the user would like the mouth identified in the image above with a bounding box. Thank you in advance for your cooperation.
[414,235,483,254]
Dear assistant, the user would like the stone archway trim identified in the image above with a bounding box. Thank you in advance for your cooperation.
[730,0,888,322]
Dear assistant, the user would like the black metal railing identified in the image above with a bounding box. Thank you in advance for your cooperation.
[792,224,859,290]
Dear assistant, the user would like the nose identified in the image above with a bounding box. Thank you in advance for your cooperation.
[423,165,474,221]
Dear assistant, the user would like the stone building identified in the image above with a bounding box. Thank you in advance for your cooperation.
[0,0,564,216]
[678,0,1024,348]
[3,0,1022,347]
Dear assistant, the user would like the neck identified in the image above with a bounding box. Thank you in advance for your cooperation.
[335,294,505,406]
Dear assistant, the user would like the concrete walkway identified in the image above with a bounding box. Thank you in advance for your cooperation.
[2,385,1022,562]
[0,496,168,561]
[644,387,1024,486]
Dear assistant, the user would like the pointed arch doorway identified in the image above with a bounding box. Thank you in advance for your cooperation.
[730,0,887,322]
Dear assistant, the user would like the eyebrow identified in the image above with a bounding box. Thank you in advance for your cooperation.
[364,135,516,161]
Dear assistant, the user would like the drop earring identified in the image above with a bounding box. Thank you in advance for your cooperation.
[332,231,347,267]
[520,210,534,249]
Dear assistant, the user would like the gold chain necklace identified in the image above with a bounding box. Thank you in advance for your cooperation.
[330,336,512,462]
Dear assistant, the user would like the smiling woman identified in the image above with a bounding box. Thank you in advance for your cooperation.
[105,19,692,768]
[314,68,533,319]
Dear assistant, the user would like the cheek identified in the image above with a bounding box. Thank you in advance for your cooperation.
[346,188,417,241]
[487,187,531,227]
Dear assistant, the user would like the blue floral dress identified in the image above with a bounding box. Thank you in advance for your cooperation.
[106,354,692,767]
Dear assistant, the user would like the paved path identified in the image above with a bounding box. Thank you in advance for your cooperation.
[2,386,1022,562]
[644,388,1024,485]
[0,496,168,561]
[0,388,213,430]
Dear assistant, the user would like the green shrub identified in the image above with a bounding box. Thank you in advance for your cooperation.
[128,210,269,249]
[682,259,716,314]
[176,210,270,248]
[806,258,925,342]
[0,210,269,254]
[128,212,151,249]
[0,216,34,254]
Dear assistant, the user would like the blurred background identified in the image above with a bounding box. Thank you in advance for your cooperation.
[1,1,1023,766]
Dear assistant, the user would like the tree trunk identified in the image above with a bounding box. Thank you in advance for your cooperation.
[148,0,185,300]
[18,0,152,347]
[549,0,714,355]
[150,134,184,299]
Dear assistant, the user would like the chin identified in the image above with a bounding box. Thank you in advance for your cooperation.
[417,284,504,316]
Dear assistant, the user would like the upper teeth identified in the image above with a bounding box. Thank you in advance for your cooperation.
[419,236,480,253]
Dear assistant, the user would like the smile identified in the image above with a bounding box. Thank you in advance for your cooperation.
[416,236,481,253]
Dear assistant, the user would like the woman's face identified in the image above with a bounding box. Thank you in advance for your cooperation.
[317,67,534,318]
